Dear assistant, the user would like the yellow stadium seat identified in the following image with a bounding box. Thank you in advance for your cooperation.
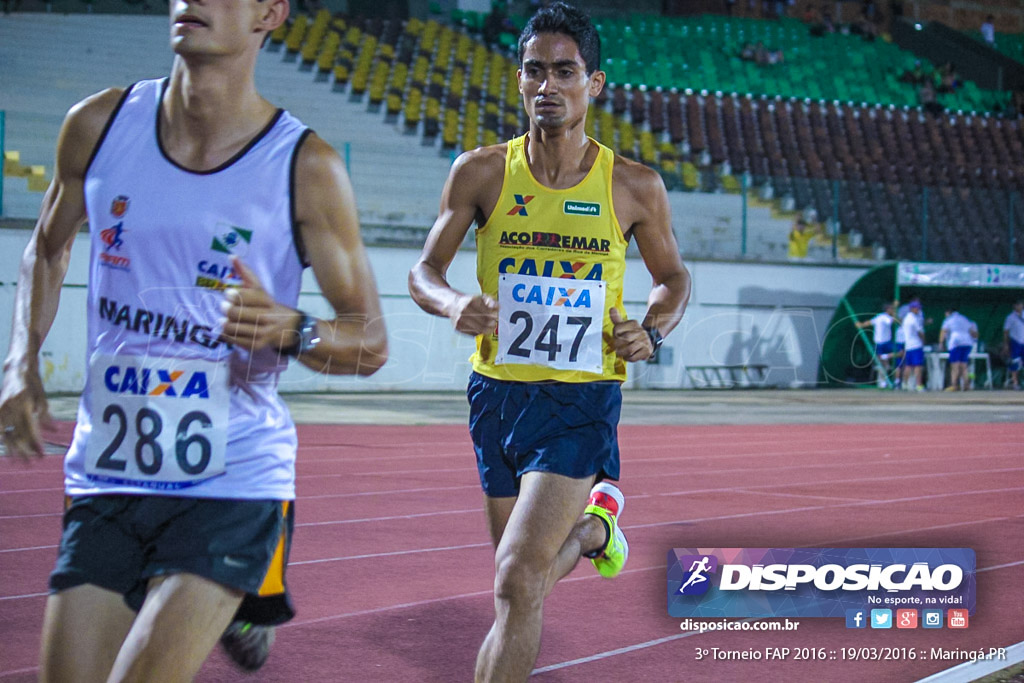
[721,174,741,193]
[4,150,24,176]
[27,166,50,192]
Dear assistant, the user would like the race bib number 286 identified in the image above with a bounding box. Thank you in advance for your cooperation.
[495,273,606,375]
[85,355,229,490]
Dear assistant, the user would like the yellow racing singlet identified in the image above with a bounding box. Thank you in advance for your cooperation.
[472,134,628,383]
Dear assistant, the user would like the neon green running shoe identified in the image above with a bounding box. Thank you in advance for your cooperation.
[221,620,275,671]
[584,482,628,579]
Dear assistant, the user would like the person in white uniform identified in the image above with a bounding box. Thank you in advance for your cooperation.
[1003,300,1024,389]
[0,1,388,679]
[855,301,898,387]
[938,308,979,391]
[900,300,926,391]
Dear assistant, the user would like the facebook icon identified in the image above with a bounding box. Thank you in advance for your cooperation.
[846,609,867,629]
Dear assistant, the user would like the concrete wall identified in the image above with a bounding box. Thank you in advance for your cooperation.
[0,228,867,392]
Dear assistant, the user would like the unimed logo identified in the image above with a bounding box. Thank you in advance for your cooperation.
[563,200,600,216]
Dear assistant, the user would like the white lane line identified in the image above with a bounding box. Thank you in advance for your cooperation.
[295,508,479,528]
[287,542,491,566]
[655,467,1024,499]
[630,487,1024,530]
[321,450,1024,479]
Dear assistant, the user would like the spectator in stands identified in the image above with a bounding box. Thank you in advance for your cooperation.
[816,12,836,36]
[939,307,979,391]
[1003,299,1024,389]
[788,218,812,258]
[755,41,769,64]
[855,301,898,387]
[936,62,960,94]
[726,0,737,16]
[857,11,879,41]
[919,80,944,116]
[802,5,819,23]
[899,60,926,85]
[740,42,784,66]
[1011,91,1024,118]
[981,15,996,48]
[900,299,926,391]
[483,5,510,49]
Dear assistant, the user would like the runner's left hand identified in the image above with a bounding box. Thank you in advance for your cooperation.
[609,308,654,362]
[220,257,302,353]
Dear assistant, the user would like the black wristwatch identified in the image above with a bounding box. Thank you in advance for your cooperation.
[282,312,321,357]
[644,326,664,355]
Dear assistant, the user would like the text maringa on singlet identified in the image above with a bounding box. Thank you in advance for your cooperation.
[98,297,227,350]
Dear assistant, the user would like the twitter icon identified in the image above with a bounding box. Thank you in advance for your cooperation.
[870,609,893,629]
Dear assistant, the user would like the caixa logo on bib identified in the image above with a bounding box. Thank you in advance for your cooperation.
[667,548,975,618]
[510,282,593,308]
[103,364,211,399]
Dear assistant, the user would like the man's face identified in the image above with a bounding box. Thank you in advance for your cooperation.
[518,32,604,130]
[170,0,283,57]
[1015,302,1023,314]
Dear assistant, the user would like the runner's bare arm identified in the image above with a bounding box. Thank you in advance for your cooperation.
[408,146,505,336]
[610,160,691,361]
[220,134,388,375]
[0,90,123,459]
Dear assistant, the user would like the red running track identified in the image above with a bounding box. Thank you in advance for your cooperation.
[1,422,1022,682]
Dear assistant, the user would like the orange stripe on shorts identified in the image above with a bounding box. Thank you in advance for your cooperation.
[258,501,290,597]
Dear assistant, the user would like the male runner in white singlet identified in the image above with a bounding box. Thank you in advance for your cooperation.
[0,1,387,679]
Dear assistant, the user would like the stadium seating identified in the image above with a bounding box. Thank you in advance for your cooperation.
[265,11,1024,264]
[597,14,1010,114]
[4,13,1022,264]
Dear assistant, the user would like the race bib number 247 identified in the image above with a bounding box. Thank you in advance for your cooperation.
[495,273,606,375]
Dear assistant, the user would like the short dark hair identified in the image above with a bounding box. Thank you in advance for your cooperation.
[517,2,601,75]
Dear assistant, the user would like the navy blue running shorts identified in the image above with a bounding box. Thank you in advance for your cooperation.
[467,371,622,497]
[50,495,295,625]
[948,345,972,363]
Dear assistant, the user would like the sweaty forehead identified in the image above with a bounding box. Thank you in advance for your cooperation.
[521,33,585,68]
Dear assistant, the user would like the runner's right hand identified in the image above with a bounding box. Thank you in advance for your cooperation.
[0,364,54,461]
[448,294,498,336]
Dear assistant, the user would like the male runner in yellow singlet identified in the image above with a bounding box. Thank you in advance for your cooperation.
[409,4,690,680]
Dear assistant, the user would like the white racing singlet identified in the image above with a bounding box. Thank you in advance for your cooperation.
[65,78,311,500]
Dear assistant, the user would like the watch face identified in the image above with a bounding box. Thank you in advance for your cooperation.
[647,327,664,351]
[298,315,321,354]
